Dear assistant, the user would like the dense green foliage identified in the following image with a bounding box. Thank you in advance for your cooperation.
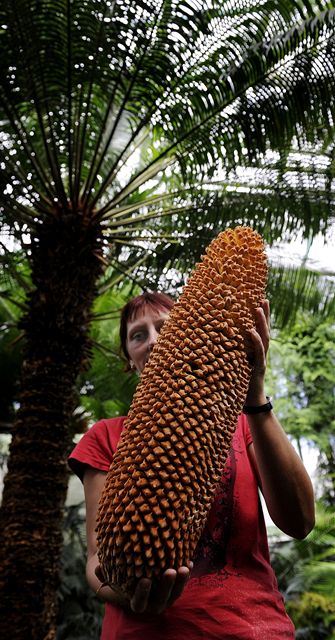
[57,504,103,640]
[79,284,139,422]
[268,313,335,503]
[267,311,335,638]
[271,503,335,639]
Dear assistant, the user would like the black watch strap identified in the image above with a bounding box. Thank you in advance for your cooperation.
[242,396,273,415]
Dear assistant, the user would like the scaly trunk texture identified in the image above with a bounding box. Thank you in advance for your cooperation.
[0,212,103,640]
[320,443,335,507]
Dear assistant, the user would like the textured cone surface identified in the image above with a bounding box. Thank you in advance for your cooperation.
[96,226,267,595]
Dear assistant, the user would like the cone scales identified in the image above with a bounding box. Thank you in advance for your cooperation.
[96,226,267,595]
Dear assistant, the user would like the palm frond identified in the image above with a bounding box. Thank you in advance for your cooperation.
[1,1,335,226]
[268,263,335,328]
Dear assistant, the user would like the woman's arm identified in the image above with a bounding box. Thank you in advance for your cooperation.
[245,301,315,539]
[83,468,130,606]
[83,467,192,613]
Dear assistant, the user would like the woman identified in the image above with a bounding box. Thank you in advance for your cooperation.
[68,291,315,639]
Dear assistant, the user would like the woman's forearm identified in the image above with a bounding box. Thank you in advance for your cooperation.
[247,410,315,539]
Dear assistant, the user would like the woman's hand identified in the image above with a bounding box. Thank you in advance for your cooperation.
[245,299,270,405]
[130,566,192,614]
[95,564,192,614]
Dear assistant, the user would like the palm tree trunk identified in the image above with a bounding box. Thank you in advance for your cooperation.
[320,443,335,507]
[0,213,103,640]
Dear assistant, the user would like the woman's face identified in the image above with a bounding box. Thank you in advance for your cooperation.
[126,306,170,374]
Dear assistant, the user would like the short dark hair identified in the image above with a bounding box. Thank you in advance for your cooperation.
[119,291,175,367]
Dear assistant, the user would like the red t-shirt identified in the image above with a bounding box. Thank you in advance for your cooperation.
[69,415,294,640]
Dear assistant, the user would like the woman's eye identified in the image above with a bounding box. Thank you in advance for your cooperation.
[131,331,145,341]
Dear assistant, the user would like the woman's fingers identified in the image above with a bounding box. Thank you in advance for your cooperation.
[151,569,177,613]
[245,302,270,401]
[254,304,270,355]
[130,573,175,614]
[130,565,192,614]
[262,299,270,331]
[167,566,191,606]
[130,578,152,613]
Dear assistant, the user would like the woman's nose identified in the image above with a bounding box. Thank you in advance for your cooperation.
[147,326,159,350]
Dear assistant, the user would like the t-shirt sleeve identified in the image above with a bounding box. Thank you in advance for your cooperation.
[68,417,125,482]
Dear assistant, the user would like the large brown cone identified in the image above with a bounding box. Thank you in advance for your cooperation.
[96,226,267,595]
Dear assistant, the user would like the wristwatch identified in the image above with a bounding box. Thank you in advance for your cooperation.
[242,396,273,415]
